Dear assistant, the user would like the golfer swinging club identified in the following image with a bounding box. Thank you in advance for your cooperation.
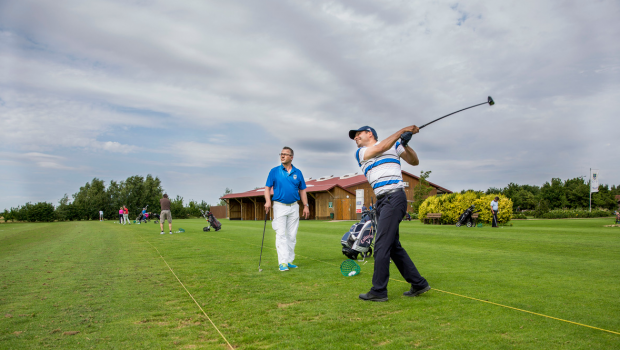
[350,125,430,301]
[264,147,310,272]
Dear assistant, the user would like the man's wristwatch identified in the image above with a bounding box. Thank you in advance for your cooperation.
[304,204,309,207]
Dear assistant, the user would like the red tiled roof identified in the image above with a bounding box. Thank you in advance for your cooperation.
[220,171,452,200]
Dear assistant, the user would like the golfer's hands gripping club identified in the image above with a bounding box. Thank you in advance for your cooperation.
[399,125,419,148]
[400,132,413,147]
[264,201,271,214]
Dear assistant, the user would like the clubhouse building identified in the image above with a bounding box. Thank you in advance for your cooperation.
[220,171,451,221]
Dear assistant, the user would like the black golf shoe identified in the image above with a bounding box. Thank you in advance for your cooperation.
[359,291,388,302]
[403,285,431,297]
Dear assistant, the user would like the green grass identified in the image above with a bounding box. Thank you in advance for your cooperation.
[1,218,620,349]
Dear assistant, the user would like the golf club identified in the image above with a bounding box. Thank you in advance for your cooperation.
[399,96,494,146]
[258,211,269,272]
[419,96,495,129]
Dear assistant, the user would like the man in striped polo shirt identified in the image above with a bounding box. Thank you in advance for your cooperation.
[349,125,430,302]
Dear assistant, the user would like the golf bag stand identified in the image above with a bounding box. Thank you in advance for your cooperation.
[341,201,377,261]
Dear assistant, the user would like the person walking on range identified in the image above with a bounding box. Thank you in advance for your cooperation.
[490,196,499,227]
[350,125,430,302]
[99,210,104,221]
[264,147,310,272]
[160,194,173,234]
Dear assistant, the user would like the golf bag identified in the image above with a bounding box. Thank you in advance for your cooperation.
[135,205,149,224]
[200,209,222,232]
[341,208,377,260]
[136,213,147,224]
[456,205,480,227]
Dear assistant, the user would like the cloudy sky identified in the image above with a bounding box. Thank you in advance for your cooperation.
[1,0,618,210]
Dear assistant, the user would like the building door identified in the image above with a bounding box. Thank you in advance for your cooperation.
[337,198,352,220]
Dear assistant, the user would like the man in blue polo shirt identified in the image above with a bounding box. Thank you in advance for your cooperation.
[264,146,310,272]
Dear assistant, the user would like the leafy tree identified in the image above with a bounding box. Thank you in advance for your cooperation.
[122,175,146,217]
[564,177,589,209]
[460,189,481,194]
[410,170,433,213]
[55,194,79,221]
[72,179,108,220]
[170,195,188,219]
[592,185,617,210]
[187,200,210,217]
[485,187,503,195]
[512,189,537,210]
[143,174,164,212]
[218,188,233,206]
[539,178,568,209]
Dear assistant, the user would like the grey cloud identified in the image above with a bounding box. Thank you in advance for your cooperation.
[1,0,619,209]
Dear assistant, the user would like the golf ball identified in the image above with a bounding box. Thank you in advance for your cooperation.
[348,271,356,276]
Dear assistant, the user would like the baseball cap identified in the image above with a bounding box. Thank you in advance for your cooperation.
[349,126,377,140]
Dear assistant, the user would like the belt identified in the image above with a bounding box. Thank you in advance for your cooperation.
[376,188,404,200]
[274,201,296,206]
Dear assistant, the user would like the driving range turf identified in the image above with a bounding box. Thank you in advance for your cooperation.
[1,218,619,349]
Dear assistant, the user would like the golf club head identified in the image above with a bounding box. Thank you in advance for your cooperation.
[488,96,495,106]
[259,268,262,272]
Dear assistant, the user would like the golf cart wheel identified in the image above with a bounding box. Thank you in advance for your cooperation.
[455,222,461,227]
[466,221,473,228]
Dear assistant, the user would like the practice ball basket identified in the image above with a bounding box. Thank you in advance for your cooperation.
[340,259,361,277]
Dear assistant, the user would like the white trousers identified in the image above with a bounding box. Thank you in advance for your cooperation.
[272,202,300,265]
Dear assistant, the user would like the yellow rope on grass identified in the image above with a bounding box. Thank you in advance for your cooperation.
[389,277,620,336]
[143,239,234,350]
[211,234,620,336]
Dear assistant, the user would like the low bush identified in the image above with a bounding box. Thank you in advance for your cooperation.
[419,192,513,224]
[534,209,613,219]
[512,213,528,219]
[3,202,56,222]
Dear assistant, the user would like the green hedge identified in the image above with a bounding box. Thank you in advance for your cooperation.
[534,209,613,219]
[419,192,513,224]
[2,202,56,222]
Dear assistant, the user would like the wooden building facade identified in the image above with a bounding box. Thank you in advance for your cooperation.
[221,170,451,221]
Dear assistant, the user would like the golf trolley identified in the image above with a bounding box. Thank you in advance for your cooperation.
[135,205,149,224]
[456,205,481,227]
[200,209,222,232]
[151,212,160,224]
[341,205,377,261]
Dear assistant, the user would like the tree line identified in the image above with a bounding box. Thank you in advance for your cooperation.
[2,175,213,222]
[462,177,619,212]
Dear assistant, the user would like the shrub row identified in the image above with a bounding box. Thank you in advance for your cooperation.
[419,192,513,225]
[2,202,56,222]
[534,209,614,219]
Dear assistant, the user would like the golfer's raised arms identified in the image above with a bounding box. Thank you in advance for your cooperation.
[355,125,419,161]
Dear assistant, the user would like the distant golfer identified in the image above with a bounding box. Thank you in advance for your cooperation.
[99,210,104,221]
[264,147,309,272]
[119,207,124,224]
[160,194,173,234]
[123,206,129,225]
[350,125,430,302]
[490,196,499,227]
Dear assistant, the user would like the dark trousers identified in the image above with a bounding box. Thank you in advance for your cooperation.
[492,211,498,227]
[370,190,428,297]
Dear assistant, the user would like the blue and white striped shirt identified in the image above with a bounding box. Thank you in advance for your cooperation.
[355,141,405,197]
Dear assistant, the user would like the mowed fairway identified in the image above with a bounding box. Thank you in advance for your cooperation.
[1,218,619,349]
